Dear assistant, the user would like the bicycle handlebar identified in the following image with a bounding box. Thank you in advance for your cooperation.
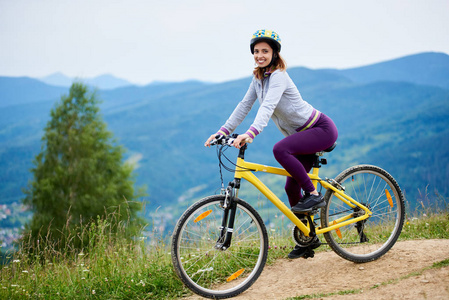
[210,134,253,146]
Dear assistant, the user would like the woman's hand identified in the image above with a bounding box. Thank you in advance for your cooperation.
[204,134,217,147]
[232,133,251,149]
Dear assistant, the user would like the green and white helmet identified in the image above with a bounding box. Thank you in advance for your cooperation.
[250,29,282,54]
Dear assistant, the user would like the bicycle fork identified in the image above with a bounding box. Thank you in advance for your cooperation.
[215,180,240,251]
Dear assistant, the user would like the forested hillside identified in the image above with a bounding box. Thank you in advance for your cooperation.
[0,52,448,238]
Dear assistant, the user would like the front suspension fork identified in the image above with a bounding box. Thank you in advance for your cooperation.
[215,179,240,250]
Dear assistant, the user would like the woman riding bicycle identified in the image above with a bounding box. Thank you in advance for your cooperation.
[204,29,338,258]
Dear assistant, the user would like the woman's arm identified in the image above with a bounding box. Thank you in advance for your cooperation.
[205,80,257,147]
[247,71,287,137]
[221,80,258,134]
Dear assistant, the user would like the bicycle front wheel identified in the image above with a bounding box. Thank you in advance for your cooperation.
[321,165,405,263]
[171,195,268,299]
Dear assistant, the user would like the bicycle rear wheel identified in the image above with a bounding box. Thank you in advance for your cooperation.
[321,165,405,263]
[171,195,268,299]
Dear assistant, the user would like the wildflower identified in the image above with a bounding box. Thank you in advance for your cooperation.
[92,290,96,295]
[105,277,108,282]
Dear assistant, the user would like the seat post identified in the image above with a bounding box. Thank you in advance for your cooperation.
[310,142,336,189]
[310,152,324,189]
[311,166,320,190]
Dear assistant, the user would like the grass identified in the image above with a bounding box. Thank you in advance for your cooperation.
[0,218,189,299]
[400,191,449,240]
[0,195,448,299]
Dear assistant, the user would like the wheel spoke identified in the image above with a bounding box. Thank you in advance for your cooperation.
[172,196,268,298]
[322,165,405,263]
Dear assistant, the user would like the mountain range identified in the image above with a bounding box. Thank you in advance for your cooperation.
[0,51,448,231]
[39,72,134,90]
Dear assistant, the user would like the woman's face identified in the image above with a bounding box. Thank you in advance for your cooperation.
[253,41,273,68]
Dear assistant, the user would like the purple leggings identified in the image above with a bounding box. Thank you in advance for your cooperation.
[273,113,338,207]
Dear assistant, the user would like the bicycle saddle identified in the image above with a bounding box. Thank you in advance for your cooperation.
[324,142,337,152]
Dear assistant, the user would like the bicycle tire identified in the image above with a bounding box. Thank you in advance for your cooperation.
[171,195,268,299]
[320,165,405,263]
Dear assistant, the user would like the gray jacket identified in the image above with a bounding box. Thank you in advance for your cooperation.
[222,69,317,138]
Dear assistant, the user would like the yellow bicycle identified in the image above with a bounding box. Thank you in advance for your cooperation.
[171,134,405,299]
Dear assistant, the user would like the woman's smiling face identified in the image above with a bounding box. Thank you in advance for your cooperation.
[253,41,273,68]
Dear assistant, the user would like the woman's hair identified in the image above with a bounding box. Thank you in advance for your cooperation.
[253,46,287,80]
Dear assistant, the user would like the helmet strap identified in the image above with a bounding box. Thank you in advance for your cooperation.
[266,53,277,69]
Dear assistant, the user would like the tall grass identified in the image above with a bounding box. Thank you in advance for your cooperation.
[401,191,449,240]
[0,215,188,299]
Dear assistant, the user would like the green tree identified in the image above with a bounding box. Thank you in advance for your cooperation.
[23,82,145,250]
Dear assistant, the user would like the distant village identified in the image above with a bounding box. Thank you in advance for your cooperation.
[0,202,30,251]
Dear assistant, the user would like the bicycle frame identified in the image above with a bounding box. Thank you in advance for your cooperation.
[233,156,373,237]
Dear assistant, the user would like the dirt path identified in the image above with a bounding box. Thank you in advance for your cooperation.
[185,239,449,300]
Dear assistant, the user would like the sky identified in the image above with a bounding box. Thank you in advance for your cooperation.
[1,0,448,85]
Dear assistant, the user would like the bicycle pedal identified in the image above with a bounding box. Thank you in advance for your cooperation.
[301,208,319,216]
